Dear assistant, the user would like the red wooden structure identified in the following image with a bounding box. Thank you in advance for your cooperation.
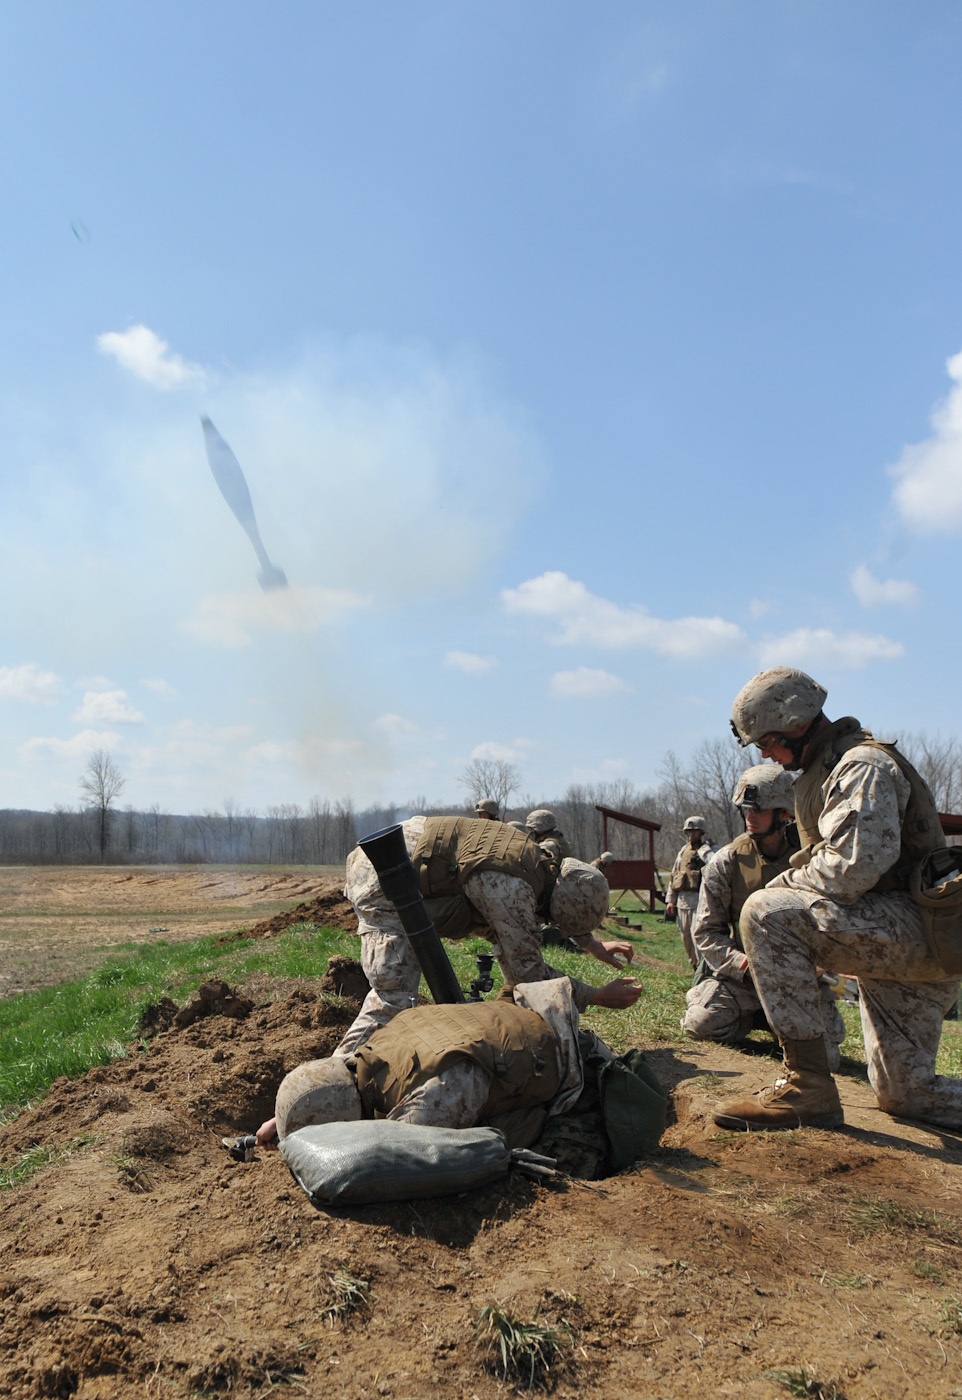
[940,813,962,838]
[595,804,663,911]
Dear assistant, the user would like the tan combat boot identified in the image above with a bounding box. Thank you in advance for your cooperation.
[712,1037,844,1132]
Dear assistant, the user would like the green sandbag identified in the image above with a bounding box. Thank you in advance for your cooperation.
[597,1049,668,1171]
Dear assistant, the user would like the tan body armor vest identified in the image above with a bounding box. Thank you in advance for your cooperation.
[673,843,708,893]
[793,718,945,891]
[726,830,792,949]
[353,998,563,1120]
[411,817,556,939]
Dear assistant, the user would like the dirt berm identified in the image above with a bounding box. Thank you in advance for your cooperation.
[2,961,962,1398]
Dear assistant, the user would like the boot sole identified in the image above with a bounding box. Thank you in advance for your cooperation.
[712,1108,844,1132]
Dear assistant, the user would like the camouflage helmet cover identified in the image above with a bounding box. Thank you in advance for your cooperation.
[526,808,557,834]
[731,763,796,814]
[549,858,608,938]
[274,1057,362,1140]
[683,816,707,833]
[475,798,499,817]
[730,667,827,747]
[507,819,528,832]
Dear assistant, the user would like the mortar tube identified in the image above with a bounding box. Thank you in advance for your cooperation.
[358,824,465,1005]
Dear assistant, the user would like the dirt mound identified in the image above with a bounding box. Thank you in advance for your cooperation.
[2,975,962,1398]
[239,889,359,940]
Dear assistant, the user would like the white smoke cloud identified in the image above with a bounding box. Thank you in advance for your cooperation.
[758,627,904,670]
[850,564,919,609]
[445,650,498,674]
[549,667,631,698]
[502,571,748,658]
[73,689,145,725]
[890,349,962,532]
[97,324,205,390]
[0,663,62,705]
[182,584,368,648]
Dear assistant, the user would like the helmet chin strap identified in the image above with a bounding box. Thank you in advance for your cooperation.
[739,808,793,854]
[779,712,824,769]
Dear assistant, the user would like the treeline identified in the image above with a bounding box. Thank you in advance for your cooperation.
[2,732,959,869]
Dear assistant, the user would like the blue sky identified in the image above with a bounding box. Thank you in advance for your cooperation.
[2,2,962,816]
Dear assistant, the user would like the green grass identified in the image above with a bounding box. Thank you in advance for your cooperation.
[476,1302,574,1389]
[1,901,960,1118]
[0,922,348,1111]
[0,1136,95,1189]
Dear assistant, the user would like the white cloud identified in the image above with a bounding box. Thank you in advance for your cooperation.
[182,584,369,648]
[502,571,748,658]
[470,739,532,763]
[20,728,123,761]
[73,689,145,726]
[748,598,775,619]
[758,628,904,670]
[136,721,255,778]
[444,650,498,675]
[142,677,178,698]
[850,564,919,609]
[890,349,962,532]
[374,713,417,735]
[97,324,205,390]
[549,667,631,698]
[0,663,62,705]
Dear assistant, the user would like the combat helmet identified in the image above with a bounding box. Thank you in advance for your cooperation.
[475,798,499,818]
[682,816,707,834]
[730,667,827,759]
[732,763,796,814]
[526,808,558,835]
[549,858,608,939]
[274,1057,362,1140]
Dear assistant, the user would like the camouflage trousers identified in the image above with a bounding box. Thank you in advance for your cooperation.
[682,971,845,1071]
[676,892,700,969]
[740,886,962,1129]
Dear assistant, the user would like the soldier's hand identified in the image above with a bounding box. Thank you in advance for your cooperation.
[589,977,643,1009]
[591,938,634,969]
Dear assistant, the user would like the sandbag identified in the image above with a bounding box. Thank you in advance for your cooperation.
[279,1120,511,1207]
[534,1036,667,1179]
[598,1049,668,1171]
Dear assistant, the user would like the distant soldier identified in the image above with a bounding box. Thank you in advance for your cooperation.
[682,765,845,1066]
[475,798,500,820]
[591,851,615,871]
[666,817,717,968]
[525,809,572,860]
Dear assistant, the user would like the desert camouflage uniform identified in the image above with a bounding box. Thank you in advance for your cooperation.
[740,743,962,1128]
[354,978,596,1130]
[669,838,717,968]
[335,816,596,1059]
[683,839,845,1067]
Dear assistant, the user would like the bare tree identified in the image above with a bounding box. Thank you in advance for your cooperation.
[894,732,962,813]
[79,749,126,862]
[459,757,521,818]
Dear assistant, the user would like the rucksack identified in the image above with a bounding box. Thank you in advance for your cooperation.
[910,846,962,975]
